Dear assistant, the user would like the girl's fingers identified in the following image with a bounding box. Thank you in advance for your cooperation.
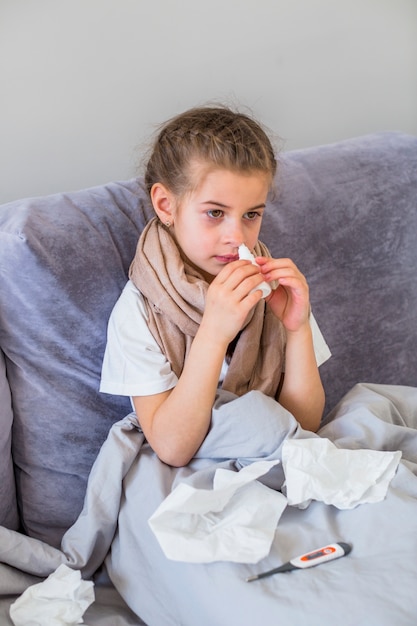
[214,260,265,295]
[258,259,308,294]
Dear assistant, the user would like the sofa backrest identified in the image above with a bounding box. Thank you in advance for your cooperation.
[0,131,416,547]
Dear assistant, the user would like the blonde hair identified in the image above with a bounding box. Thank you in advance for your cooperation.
[144,105,277,198]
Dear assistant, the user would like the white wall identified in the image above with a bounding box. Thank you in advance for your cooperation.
[1,0,416,203]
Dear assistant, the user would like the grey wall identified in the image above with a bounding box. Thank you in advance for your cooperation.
[1,0,416,203]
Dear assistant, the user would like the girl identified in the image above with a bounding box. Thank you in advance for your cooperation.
[100,106,331,467]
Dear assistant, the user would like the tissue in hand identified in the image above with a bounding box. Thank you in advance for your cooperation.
[238,244,271,298]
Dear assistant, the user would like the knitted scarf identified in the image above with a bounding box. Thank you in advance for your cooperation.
[129,217,286,398]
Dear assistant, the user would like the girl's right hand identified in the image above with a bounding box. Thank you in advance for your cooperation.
[201,260,265,345]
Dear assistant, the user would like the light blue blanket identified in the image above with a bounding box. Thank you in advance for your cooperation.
[1,383,417,625]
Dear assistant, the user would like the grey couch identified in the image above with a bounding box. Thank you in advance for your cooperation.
[0,131,416,624]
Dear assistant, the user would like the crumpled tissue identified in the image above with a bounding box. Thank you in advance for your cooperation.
[10,564,95,626]
[282,438,402,509]
[149,459,286,563]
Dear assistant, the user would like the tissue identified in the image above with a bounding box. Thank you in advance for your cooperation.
[238,244,271,298]
[10,564,95,626]
[282,438,402,510]
[149,459,287,563]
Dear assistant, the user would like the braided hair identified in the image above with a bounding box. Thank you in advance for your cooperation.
[144,105,277,199]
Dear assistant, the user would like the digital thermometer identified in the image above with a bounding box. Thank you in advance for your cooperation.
[246,542,352,582]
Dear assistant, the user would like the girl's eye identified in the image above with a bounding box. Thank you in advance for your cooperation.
[207,209,224,219]
[245,211,262,220]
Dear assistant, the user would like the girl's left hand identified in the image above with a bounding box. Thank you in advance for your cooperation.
[256,257,310,332]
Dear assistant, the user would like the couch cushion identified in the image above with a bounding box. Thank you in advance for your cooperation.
[0,180,153,546]
[0,349,19,530]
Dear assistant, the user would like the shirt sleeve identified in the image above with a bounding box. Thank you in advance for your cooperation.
[100,280,178,397]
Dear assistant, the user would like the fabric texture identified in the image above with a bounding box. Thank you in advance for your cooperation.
[0,180,154,547]
[0,350,19,530]
[105,384,417,625]
[100,280,180,397]
[129,217,286,397]
[1,384,417,626]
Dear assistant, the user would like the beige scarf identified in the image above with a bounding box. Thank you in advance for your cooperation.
[129,217,286,398]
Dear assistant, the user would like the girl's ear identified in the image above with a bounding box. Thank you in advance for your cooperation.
[150,183,176,225]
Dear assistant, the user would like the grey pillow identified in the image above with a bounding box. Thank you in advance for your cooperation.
[0,180,153,547]
[0,349,19,530]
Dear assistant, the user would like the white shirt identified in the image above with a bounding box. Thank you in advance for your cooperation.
[100,280,331,398]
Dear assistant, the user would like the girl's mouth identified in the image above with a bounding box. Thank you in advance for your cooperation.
[215,254,239,263]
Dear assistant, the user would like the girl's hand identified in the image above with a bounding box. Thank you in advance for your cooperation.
[201,260,265,345]
[256,257,310,332]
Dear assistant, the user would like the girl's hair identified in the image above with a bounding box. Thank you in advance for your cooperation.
[144,105,277,198]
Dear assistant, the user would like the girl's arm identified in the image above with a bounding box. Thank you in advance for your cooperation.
[277,322,325,431]
[133,260,265,467]
[133,322,227,467]
[257,256,325,431]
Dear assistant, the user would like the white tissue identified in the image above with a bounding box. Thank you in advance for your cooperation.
[148,459,287,563]
[238,244,272,298]
[282,438,402,510]
[10,564,95,626]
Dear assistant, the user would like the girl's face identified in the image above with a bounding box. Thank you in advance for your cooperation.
[155,167,270,282]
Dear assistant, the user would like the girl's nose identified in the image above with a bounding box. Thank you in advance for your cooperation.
[225,222,244,248]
